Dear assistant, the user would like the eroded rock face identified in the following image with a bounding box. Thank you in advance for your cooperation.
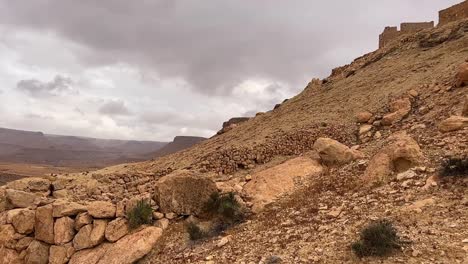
[455,62,468,87]
[35,205,54,244]
[313,138,362,164]
[438,116,468,132]
[105,218,128,242]
[243,156,323,213]
[363,132,423,184]
[87,201,116,219]
[382,98,412,125]
[154,170,218,215]
[69,227,163,264]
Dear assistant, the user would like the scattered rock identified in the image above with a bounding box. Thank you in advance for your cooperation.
[382,98,412,125]
[152,212,164,220]
[438,116,468,132]
[217,235,232,248]
[313,138,363,164]
[154,218,170,230]
[356,111,373,123]
[396,170,416,181]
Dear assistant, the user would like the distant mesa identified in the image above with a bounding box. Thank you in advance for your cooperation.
[378,0,468,48]
[217,117,250,135]
[150,136,206,158]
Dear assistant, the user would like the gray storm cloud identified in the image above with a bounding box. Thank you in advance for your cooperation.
[16,75,73,97]
[1,0,458,96]
[99,99,131,116]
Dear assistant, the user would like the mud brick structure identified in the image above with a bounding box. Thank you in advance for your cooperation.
[379,22,434,48]
[439,0,468,26]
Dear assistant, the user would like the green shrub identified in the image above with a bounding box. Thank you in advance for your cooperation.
[439,156,468,177]
[351,220,401,258]
[186,222,207,241]
[205,192,243,222]
[127,199,153,229]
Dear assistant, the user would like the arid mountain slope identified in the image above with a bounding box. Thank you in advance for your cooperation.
[150,136,206,158]
[128,18,468,177]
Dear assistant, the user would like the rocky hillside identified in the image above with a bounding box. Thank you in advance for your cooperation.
[0,12,467,264]
[149,136,207,158]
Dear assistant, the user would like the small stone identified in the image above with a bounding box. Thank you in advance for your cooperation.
[154,218,169,230]
[152,212,164,220]
[245,175,252,181]
[396,171,416,181]
[217,235,232,247]
[165,212,176,220]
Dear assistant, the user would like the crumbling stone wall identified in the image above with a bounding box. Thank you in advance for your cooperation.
[379,22,434,48]
[439,0,468,26]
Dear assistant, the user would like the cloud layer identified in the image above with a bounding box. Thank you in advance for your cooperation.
[0,0,461,140]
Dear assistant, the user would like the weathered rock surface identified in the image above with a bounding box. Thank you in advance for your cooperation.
[363,132,423,183]
[438,116,468,132]
[0,246,22,264]
[105,218,128,242]
[90,220,107,246]
[87,201,116,218]
[69,227,163,264]
[8,208,35,234]
[52,200,87,218]
[154,170,218,215]
[313,138,362,164]
[382,98,412,125]
[73,224,93,251]
[463,94,468,116]
[74,212,93,231]
[54,217,75,245]
[49,244,75,264]
[5,189,37,209]
[355,111,373,123]
[24,240,50,264]
[35,205,54,244]
[0,224,16,247]
[243,157,323,212]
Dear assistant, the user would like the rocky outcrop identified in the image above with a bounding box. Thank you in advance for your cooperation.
[217,117,250,135]
[154,170,218,215]
[243,156,323,212]
[313,138,363,164]
[363,132,424,184]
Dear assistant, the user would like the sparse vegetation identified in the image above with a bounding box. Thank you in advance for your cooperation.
[127,199,154,229]
[186,222,208,241]
[351,220,402,258]
[439,156,468,177]
[205,192,244,223]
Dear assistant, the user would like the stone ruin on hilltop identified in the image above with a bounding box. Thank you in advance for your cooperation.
[378,0,468,48]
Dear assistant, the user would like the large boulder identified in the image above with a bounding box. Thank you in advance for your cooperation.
[54,217,75,245]
[363,132,423,184]
[35,205,55,244]
[5,189,38,209]
[438,116,468,132]
[7,208,35,234]
[243,156,323,213]
[154,170,218,215]
[105,218,128,242]
[455,62,468,87]
[69,226,163,264]
[87,201,116,219]
[381,98,412,125]
[313,138,363,164]
[24,240,50,264]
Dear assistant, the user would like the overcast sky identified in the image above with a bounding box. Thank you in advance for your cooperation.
[0,0,461,141]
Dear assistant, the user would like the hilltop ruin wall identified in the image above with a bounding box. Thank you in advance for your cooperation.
[379,22,434,48]
[439,0,468,26]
